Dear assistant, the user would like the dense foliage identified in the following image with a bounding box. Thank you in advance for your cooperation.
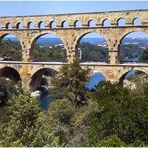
[120,44,148,63]
[0,92,60,147]
[79,42,108,62]
[0,62,148,147]
[0,40,148,63]
[0,77,20,106]
[0,40,22,61]
[50,61,90,107]
[87,81,148,146]
[31,44,67,62]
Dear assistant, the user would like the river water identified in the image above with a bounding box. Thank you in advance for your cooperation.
[40,70,140,109]
[40,72,105,109]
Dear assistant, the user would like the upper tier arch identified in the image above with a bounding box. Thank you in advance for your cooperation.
[0,9,147,29]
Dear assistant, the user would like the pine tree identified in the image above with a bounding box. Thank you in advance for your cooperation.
[50,60,90,107]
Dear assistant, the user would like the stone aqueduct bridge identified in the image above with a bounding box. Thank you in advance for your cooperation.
[0,9,148,91]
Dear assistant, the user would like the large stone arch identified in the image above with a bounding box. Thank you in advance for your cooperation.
[0,66,21,83]
[0,31,25,45]
[30,30,66,46]
[117,30,148,63]
[29,31,68,62]
[117,29,147,45]
[0,33,23,61]
[29,67,58,92]
[82,65,108,80]
[0,33,20,41]
[74,30,109,48]
[29,64,61,77]
[118,67,148,84]
[74,31,109,62]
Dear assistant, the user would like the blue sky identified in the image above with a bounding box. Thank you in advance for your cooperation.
[1,1,148,39]
[0,1,147,16]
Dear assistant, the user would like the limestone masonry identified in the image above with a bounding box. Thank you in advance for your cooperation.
[0,10,147,91]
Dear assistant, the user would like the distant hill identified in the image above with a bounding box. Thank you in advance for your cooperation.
[4,36,148,46]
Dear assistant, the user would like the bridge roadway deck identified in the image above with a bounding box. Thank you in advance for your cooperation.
[0,61,148,67]
[0,61,148,84]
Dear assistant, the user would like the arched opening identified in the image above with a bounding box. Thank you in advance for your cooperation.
[76,32,108,63]
[133,17,142,26]
[102,19,110,27]
[88,20,96,27]
[0,67,21,83]
[62,21,69,28]
[30,68,57,109]
[0,67,21,106]
[28,22,35,29]
[31,33,66,62]
[30,68,57,92]
[38,21,46,29]
[50,21,57,28]
[74,20,82,28]
[0,34,22,61]
[117,18,126,26]
[86,70,106,90]
[6,23,12,29]
[16,22,23,29]
[119,32,148,63]
[119,70,148,87]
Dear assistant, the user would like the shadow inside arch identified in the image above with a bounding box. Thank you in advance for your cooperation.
[29,68,58,92]
[118,70,148,86]
[0,66,21,83]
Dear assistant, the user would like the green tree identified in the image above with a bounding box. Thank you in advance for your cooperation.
[43,97,99,146]
[79,42,108,62]
[32,45,66,62]
[50,61,90,107]
[0,93,60,147]
[97,135,126,147]
[0,77,20,106]
[87,81,148,146]
[0,40,22,61]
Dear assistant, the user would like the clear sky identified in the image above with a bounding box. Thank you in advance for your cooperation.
[1,1,148,39]
[0,1,147,16]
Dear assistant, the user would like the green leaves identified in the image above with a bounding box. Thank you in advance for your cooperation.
[0,92,60,147]
[87,81,148,146]
[50,61,90,107]
[97,135,127,147]
[0,40,22,61]
[79,42,108,62]
[32,45,67,62]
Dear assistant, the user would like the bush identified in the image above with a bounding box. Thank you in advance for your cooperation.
[0,93,60,147]
[87,81,148,146]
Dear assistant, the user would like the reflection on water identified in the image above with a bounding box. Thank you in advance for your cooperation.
[40,95,52,110]
[36,86,52,109]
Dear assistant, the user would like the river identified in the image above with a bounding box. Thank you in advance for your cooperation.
[40,72,106,109]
